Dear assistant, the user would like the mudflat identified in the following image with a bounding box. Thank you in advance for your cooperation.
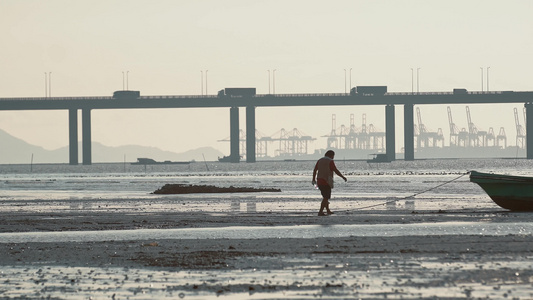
[1,197,533,299]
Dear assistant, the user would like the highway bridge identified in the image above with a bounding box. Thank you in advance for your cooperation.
[1,90,532,164]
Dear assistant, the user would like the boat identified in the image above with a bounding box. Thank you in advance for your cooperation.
[366,153,391,163]
[218,155,232,162]
[131,158,190,165]
[469,170,533,211]
[218,155,242,162]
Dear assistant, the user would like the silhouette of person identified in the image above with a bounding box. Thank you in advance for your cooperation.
[312,150,347,216]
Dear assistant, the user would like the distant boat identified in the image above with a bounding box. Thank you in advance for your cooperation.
[366,153,391,163]
[218,155,242,162]
[218,155,232,162]
[131,158,190,165]
[470,170,533,211]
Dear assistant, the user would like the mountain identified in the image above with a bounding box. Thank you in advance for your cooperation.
[0,129,225,164]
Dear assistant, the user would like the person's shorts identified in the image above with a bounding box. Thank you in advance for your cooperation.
[318,184,331,199]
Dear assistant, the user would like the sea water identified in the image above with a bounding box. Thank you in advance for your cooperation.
[1,158,533,210]
[3,159,533,299]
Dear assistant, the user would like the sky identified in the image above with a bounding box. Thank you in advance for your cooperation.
[1,0,532,158]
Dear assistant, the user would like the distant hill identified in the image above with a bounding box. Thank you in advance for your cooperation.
[0,129,225,164]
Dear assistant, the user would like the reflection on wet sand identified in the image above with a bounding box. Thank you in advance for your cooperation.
[230,197,257,213]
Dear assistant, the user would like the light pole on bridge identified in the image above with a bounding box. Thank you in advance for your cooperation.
[480,67,491,93]
[480,67,484,92]
[487,67,490,92]
[267,70,272,94]
[349,68,352,92]
[200,70,208,95]
[44,72,52,97]
[416,68,421,93]
[343,68,352,94]
[344,69,346,94]
[273,69,276,94]
[410,68,414,94]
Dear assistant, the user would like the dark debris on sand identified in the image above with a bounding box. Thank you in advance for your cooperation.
[152,184,281,194]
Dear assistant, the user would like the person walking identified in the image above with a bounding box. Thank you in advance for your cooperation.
[312,150,347,216]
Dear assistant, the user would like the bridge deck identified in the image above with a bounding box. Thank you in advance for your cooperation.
[0,91,532,110]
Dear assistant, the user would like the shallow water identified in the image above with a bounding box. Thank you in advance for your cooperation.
[1,221,532,243]
[2,254,533,299]
[2,159,533,299]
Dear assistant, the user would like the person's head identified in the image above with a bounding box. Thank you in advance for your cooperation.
[325,150,335,159]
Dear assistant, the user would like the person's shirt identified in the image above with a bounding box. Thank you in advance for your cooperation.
[315,156,337,186]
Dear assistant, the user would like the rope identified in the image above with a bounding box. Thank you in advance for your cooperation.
[347,171,470,211]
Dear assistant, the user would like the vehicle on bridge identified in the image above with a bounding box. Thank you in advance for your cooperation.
[113,90,141,99]
[218,88,256,97]
[350,86,387,96]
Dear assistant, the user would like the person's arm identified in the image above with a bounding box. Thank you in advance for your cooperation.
[334,168,347,182]
[331,161,347,182]
[312,162,318,185]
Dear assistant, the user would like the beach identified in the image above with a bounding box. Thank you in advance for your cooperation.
[1,160,533,299]
[2,198,533,299]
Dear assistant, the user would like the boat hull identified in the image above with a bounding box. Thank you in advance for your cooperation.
[469,170,533,211]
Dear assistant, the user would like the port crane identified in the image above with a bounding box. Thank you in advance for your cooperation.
[218,129,270,158]
[270,128,315,156]
[415,107,444,148]
[447,106,460,147]
[496,127,507,148]
[515,107,526,149]
[466,106,489,147]
[326,114,338,149]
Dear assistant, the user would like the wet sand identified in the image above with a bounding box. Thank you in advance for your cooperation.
[2,197,533,299]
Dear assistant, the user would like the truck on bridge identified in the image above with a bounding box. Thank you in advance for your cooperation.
[113,90,141,99]
[218,88,256,97]
[350,86,387,96]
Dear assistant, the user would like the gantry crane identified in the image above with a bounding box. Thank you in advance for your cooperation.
[515,107,526,149]
[322,113,385,150]
[466,106,488,147]
[416,107,444,148]
[447,106,460,147]
[218,129,270,158]
[326,114,338,149]
[496,127,507,148]
[358,113,369,149]
[345,114,358,149]
[486,127,496,147]
[271,128,315,156]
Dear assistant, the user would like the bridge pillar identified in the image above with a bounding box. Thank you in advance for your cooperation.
[68,109,78,165]
[526,103,533,159]
[246,106,256,163]
[230,107,240,163]
[82,109,92,165]
[385,104,396,161]
[403,104,414,161]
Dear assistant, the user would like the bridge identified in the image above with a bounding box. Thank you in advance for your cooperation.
[1,89,533,164]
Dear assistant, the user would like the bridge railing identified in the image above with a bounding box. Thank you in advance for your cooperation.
[141,95,219,99]
[0,96,114,101]
[0,90,513,101]
[255,93,348,98]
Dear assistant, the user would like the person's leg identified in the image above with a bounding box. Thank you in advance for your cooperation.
[324,186,333,214]
[318,185,331,216]
[326,201,333,214]
[319,197,328,214]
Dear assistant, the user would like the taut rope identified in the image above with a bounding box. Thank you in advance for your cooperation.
[347,171,470,211]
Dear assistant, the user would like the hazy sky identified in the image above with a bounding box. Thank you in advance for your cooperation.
[1,0,532,158]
